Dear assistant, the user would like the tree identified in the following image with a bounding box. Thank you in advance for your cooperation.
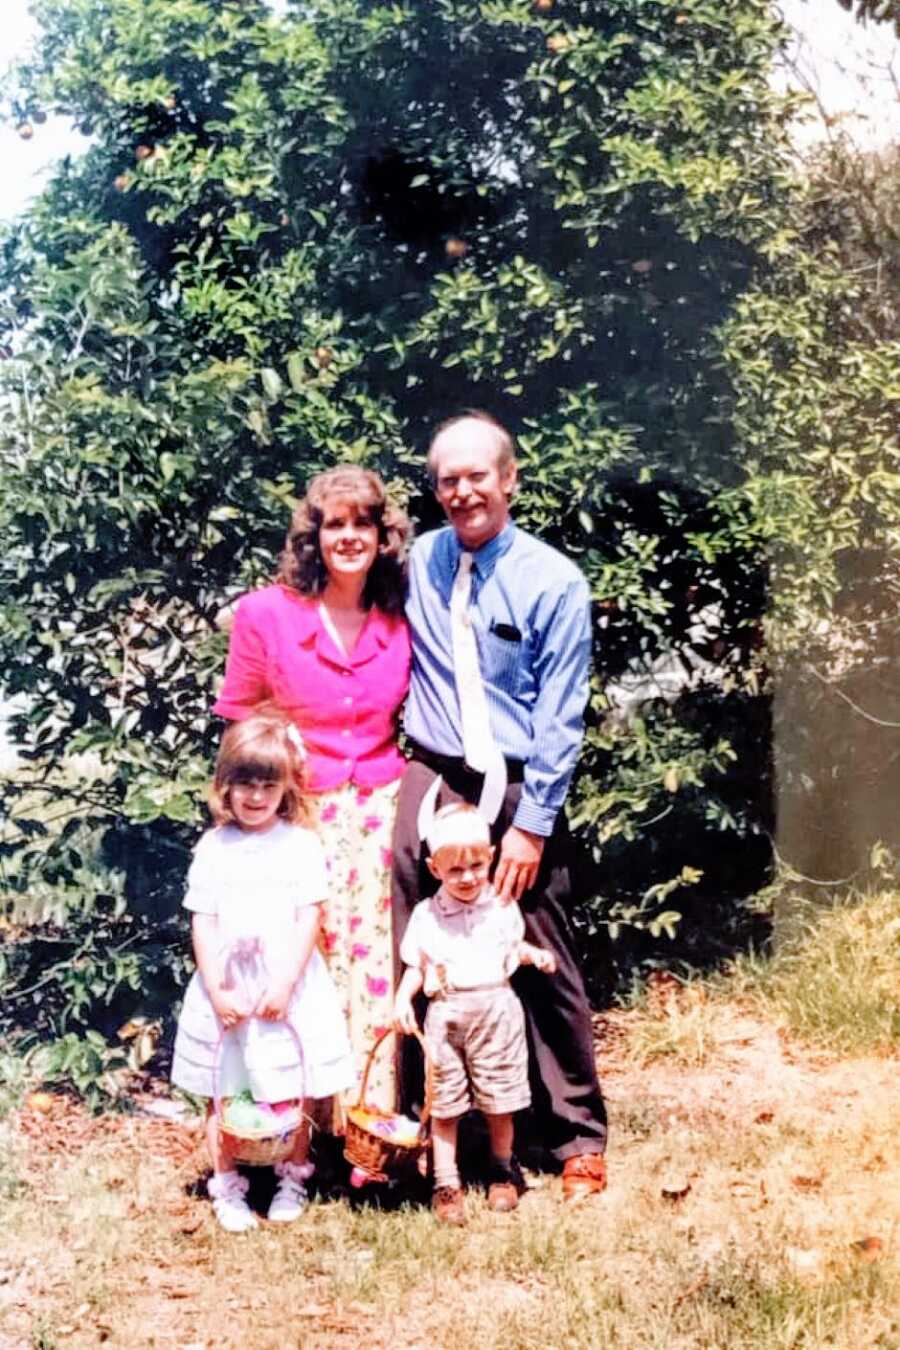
[0,0,831,1052]
[719,130,900,907]
[836,0,900,35]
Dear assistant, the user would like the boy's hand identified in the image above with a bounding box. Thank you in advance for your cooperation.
[212,989,250,1029]
[392,997,418,1035]
[531,947,557,975]
[255,985,292,1022]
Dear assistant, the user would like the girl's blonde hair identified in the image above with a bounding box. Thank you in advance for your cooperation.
[427,803,493,869]
[430,839,494,872]
[209,711,307,828]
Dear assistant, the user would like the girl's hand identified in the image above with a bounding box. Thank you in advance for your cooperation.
[212,989,250,1029]
[255,985,292,1022]
[392,997,418,1035]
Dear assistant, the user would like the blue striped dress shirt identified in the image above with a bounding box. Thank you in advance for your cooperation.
[404,522,592,837]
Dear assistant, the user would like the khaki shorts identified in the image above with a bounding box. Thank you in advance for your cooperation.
[424,984,531,1120]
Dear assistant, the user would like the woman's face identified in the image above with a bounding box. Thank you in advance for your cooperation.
[318,495,380,583]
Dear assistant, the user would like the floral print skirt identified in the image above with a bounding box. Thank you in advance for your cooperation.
[305,778,399,1117]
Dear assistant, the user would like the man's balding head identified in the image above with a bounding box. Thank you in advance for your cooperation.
[427,411,517,483]
[428,411,518,551]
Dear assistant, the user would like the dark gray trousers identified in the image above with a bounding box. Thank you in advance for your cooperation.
[391,757,607,1164]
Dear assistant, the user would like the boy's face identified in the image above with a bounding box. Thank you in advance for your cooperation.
[427,844,494,904]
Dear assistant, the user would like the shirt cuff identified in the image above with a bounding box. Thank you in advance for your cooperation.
[511,796,558,837]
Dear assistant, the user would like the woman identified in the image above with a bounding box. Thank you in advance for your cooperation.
[213,465,411,1114]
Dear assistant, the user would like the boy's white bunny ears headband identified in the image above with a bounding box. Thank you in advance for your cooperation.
[416,778,493,855]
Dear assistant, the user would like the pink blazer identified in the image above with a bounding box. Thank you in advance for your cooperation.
[213,586,410,792]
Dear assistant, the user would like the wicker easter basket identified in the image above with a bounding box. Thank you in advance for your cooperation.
[344,1029,433,1182]
[213,1021,307,1168]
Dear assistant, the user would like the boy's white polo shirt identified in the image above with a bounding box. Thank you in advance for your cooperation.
[399,884,525,996]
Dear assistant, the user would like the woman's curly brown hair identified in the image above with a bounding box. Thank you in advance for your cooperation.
[275,465,410,615]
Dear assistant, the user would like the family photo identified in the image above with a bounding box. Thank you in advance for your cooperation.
[0,0,898,1346]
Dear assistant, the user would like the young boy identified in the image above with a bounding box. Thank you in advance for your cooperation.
[393,802,556,1226]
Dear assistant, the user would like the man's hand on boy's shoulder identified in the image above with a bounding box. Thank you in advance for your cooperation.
[494,826,545,904]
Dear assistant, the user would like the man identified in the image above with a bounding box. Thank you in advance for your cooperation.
[392,410,608,1199]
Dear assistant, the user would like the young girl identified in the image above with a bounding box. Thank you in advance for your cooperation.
[171,712,354,1232]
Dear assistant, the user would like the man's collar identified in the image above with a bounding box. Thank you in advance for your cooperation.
[434,884,496,917]
[449,521,516,578]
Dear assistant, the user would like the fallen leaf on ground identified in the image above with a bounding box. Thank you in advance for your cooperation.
[851,1236,883,1262]
[25,1092,56,1114]
[660,1177,692,1201]
[791,1173,824,1191]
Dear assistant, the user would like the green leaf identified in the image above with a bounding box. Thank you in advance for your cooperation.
[286,351,305,393]
[260,367,283,401]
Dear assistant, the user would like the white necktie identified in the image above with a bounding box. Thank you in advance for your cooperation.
[449,551,507,823]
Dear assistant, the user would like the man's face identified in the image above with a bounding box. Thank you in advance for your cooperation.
[431,419,517,551]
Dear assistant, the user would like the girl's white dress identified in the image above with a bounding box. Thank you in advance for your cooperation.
[171,820,354,1103]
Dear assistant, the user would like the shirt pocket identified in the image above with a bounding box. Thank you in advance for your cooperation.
[479,623,524,696]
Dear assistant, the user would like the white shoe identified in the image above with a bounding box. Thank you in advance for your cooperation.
[208,1170,258,1233]
[267,1160,312,1223]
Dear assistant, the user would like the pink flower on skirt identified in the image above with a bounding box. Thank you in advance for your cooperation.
[356,787,373,805]
[320,802,338,823]
[380,847,393,868]
[363,815,383,832]
[351,943,371,960]
[321,930,338,953]
[349,915,362,932]
[380,895,391,911]
[366,975,389,998]
[374,1025,390,1040]
[347,868,359,887]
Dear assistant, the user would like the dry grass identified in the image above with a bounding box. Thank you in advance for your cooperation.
[1,1001,897,1350]
[618,887,900,1067]
[2,887,898,1349]
[737,887,900,1055]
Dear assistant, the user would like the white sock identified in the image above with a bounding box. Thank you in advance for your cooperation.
[434,1164,461,1191]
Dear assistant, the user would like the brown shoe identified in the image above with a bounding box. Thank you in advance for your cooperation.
[487,1180,519,1212]
[562,1154,607,1201]
[487,1157,526,1213]
[432,1186,467,1226]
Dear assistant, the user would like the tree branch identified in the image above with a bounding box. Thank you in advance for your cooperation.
[809,664,900,727]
